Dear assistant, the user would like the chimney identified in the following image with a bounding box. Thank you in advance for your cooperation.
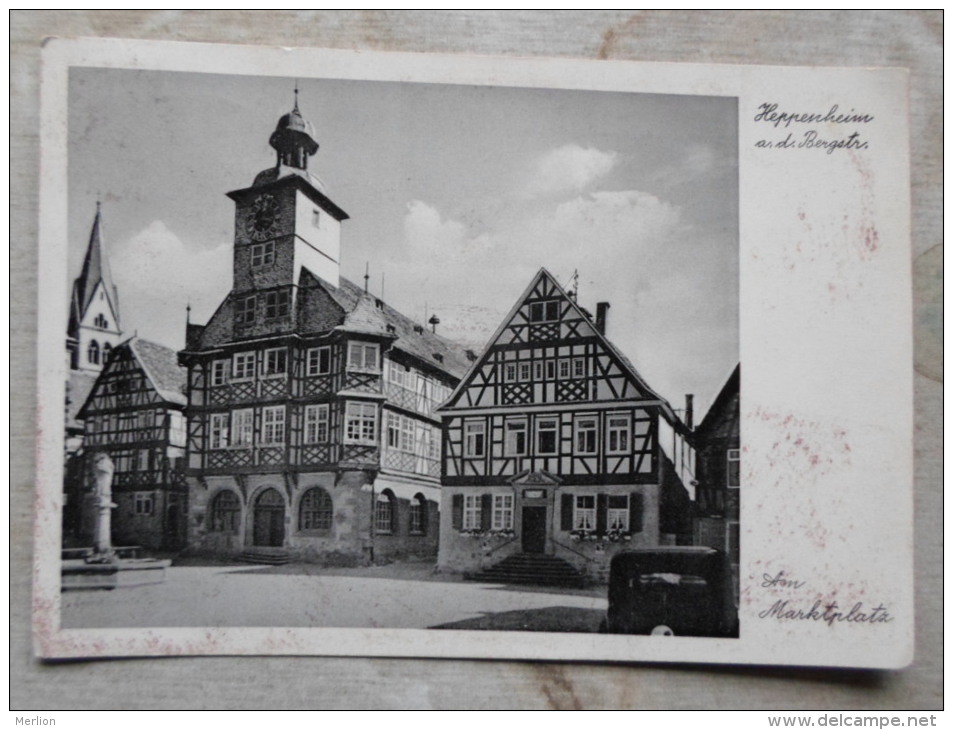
[595,302,610,335]
[685,394,694,430]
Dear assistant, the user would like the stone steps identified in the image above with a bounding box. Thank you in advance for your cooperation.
[466,553,585,588]
[239,548,291,566]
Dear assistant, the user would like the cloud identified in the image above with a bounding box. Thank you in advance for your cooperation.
[522,144,617,198]
[111,220,231,349]
[403,200,468,251]
[387,189,736,407]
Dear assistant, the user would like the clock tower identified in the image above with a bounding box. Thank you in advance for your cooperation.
[226,92,349,337]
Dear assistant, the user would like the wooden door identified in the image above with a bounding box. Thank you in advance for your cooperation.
[253,488,285,547]
[521,506,547,553]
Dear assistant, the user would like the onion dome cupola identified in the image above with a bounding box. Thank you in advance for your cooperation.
[269,88,319,171]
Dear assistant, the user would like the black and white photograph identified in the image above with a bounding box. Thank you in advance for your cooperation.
[59,65,740,637]
[32,38,915,669]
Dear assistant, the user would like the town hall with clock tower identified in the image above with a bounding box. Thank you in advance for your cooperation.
[179,93,469,564]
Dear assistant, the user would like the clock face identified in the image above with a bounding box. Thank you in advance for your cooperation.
[246,194,279,241]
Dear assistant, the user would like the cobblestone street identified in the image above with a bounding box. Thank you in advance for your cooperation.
[61,562,608,632]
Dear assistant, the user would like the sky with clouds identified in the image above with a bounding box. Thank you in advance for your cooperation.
[68,68,738,416]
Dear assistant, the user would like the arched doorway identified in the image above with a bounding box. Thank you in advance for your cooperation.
[253,488,285,547]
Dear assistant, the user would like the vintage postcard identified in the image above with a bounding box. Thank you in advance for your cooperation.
[34,38,912,667]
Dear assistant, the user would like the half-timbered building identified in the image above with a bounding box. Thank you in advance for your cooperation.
[436,269,695,583]
[75,337,188,550]
[178,95,469,564]
[692,363,740,589]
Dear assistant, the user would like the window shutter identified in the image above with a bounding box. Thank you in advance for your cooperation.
[560,493,573,531]
[630,492,644,533]
[452,494,463,530]
[480,493,492,531]
[596,493,608,534]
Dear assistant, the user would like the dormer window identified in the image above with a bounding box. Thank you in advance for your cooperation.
[433,353,443,363]
[413,325,424,334]
[386,324,396,334]
[234,295,256,325]
[529,300,560,322]
[263,289,290,319]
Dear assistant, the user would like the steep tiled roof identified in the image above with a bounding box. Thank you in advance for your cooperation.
[129,338,187,405]
[65,371,98,433]
[333,278,471,379]
[190,269,471,381]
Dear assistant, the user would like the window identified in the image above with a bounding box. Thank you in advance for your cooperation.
[299,487,332,531]
[545,360,556,379]
[529,300,560,322]
[401,416,414,453]
[307,346,331,376]
[607,495,630,531]
[574,416,598,454]
[261,406,286,445]
[134,493,154,516]
[573,358,586,378]
[533,361,544,381]
[607,414,630,454]
[409,494,427,534]
[87,340,100,365]
[304,404,329,444]
[375,490,394,533]
[264,289,290,319]
[464,421,486,458]
[312,209,321,228]
[503,362,517,383]
[102,343,112,363]
[250,241,275,268]
[536,417,558,455]
[234,295,256,325]
[209,413,229,450]
[232,352,255,381]
[262,348,287,377]
[347,342,379,372]
[492,494,514,531]
[463,494,482,530]
[386,412,400,450]
[231,409,254,447]
[504,420,527,456]
[558,359,572,379]
[518,362,531,382]
[727,448,741,487]
[134,449,150,472]
[94,313,108,329]
[345,402,377,444]
[573,495,596,531]
[210,490,240,533]
[211,360,229,387]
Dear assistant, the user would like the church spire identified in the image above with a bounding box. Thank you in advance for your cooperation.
[269,86,319,171]
[71,203,120,330]
[67,203,122,372]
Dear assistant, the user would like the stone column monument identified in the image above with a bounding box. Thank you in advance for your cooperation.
[89,451,117,561]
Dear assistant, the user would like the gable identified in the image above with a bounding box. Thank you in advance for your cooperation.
[442,268,661,410]
[79,339,186,418]
[78,281,120,332]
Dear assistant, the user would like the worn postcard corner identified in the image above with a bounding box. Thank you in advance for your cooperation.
[34,37,913,668]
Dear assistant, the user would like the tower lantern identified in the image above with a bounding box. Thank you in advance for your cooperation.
[268,88,319,170]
